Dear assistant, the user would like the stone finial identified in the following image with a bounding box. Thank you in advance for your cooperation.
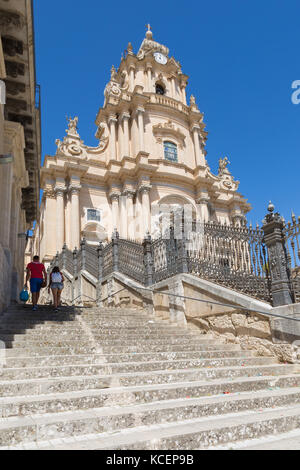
[145,23,153,39]
[267,201,275,213]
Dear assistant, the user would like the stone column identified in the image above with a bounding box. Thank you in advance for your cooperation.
[110,193,120,232]
[109,115,117,160]
[140,186,151,235]
[262,203,293,307]
[181,83,187,105]
[117,115,124,160]
[129,66,135,92]
[192,124,205,167]
[120,193,128,239]
[137,107,145,153]
[196,195,210,222]
[170,76,176,98]
[126,191,135,239]
[65,192,71,248]
[146,64,152,91]
[121,112,130,157]
[70,186,81,250]
[55,185,66,253]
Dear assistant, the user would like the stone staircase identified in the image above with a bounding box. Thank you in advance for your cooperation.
[0,304,300,450]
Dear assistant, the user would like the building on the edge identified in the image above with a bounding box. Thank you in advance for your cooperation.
[0,0,41,311]
[34,27,250,266]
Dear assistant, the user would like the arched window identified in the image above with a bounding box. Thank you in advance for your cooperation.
[164,141,178,162]
[155,83,165,95]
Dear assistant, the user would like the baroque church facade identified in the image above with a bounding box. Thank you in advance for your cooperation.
[33,28,250,265]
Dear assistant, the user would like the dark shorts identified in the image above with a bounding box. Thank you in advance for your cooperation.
[30,278,43,293]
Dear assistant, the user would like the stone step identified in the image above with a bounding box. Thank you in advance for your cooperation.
[58,404,300,450]
[4,350,256,367]
[4,307,142,314]
[2,339,220,350]
[0,365,298,397]
[3,336,219,347]
[0,331,204,341]
[0,356,278,380]
[0,324,185,334]
[2,343,245,356]
[0,316,163,331]
[226,428,300,450]
[2,311,150,320]
[1,398,300,449]
[1,374,299,416]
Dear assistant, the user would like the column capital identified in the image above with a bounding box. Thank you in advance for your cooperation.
[139,184,151,195]
[120,111,131,121]
[108,115,118,125]
[196,196,210,205]
[123,190,135,200]
[69,185,81,195]
[110,191,120,203]
[54,185,67,196]
[43,188,56,199]
[190,123,201,133]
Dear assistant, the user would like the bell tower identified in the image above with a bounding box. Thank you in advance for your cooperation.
[95,26,208,168]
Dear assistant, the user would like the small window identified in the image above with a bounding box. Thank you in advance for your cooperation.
[164,141,178,162]
[87,209,101,222]
[156,84,165,95]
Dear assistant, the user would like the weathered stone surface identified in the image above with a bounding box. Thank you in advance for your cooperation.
[207,315,236,336]
[0,304,300,450]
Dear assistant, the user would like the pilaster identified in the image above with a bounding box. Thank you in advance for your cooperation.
[108,115,118,161]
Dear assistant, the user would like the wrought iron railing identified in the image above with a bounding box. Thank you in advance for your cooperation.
[283,213,300,302]
[102,242,113,278]
[84,244,98,279]
[48,206,300,307]
[118,238,145,284]
[187,222,271,302]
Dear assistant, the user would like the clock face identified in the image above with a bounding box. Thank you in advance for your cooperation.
[154,52,167,65]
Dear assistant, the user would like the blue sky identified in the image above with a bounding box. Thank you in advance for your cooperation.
[33,0,300,225]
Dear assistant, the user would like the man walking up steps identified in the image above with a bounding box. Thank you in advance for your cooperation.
[25,256,47,311]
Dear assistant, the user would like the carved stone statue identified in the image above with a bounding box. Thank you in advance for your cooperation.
[218,156,231,176]
[190,95,196,106]
[66,116,78,134]
[110,65,117,81]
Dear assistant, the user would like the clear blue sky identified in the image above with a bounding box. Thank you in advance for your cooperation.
[33,0,300,226]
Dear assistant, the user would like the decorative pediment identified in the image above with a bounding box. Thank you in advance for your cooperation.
[55,117,109,159]
[204,160,239,191]
[152,120,186,149]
